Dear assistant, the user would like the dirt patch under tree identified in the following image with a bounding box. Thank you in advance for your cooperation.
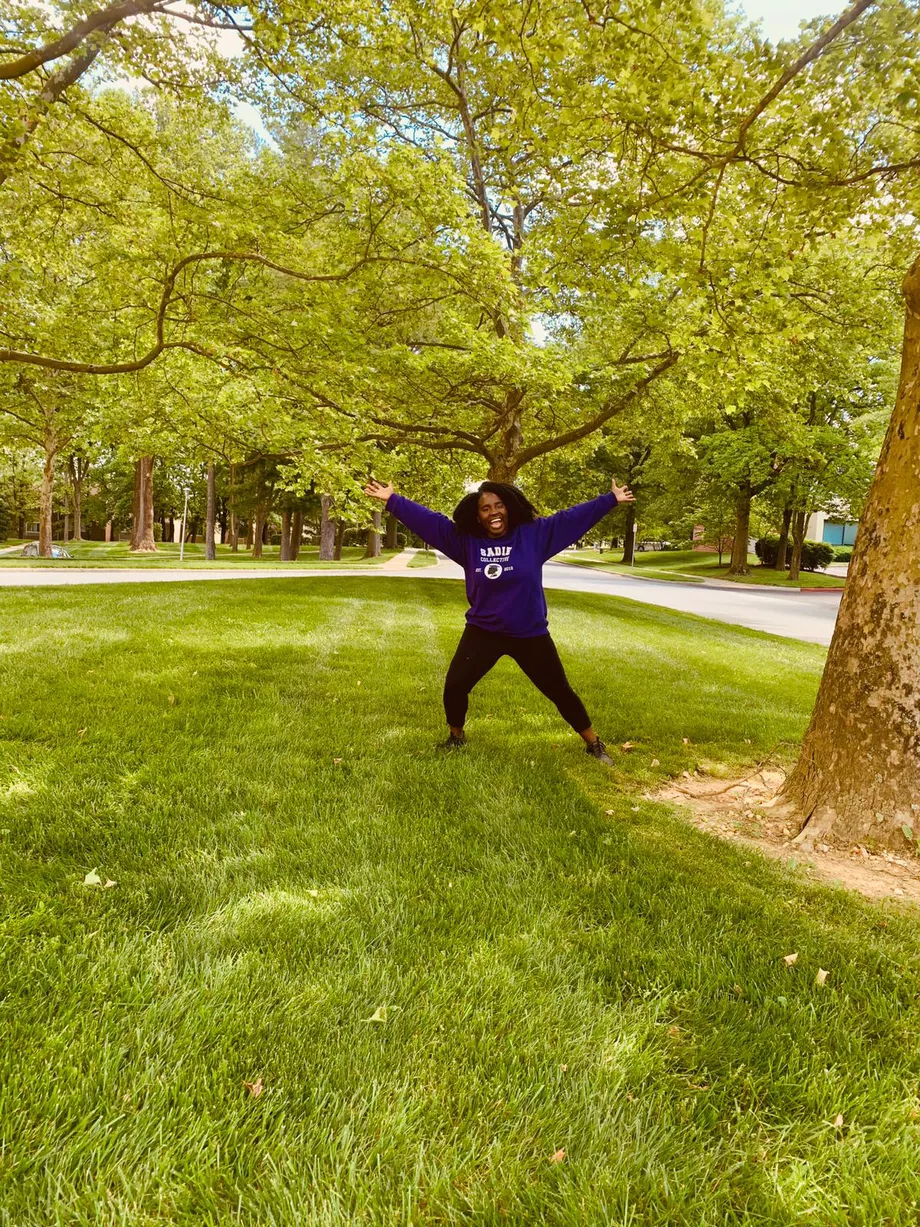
[651,764,920,904]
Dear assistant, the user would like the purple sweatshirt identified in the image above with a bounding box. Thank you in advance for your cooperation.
[387,491,617,637]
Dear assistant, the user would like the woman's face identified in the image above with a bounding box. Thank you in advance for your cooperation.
[478,492,508,537]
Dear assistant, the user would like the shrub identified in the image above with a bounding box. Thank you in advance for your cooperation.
[755,536,779,567]
[756,537,834,571]
[834,546,853,563]
[800,540,835,571]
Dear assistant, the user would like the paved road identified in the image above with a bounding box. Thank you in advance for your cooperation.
[0,556,841,645]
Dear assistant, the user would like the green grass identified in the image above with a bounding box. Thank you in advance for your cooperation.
[561,550,846,589]
[0,541,398,569]
[406,549,439,568]
[2,578,918,1225]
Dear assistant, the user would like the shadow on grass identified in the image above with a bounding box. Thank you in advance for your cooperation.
[1,578,917,1223]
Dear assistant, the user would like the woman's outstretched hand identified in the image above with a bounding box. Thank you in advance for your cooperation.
[364,479,394,502]
[611,478,635,503]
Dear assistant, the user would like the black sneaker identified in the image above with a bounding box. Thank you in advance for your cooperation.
[437,732,467,751]
[585,738,613,766]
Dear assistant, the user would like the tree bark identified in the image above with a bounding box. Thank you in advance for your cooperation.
[775,506,793,570]
[130,456,156,552]
[727,488,752,576]
[205,464,216,561]
[38,445,55,557]
[333,519,345,561]
[252,511,265,559]
[279,508,292,561]
[385,512,399,551]
[68,454,86,541]
[229,463,239,552]
[620,503,636,565]
[787,510,808,582]
[319,496,335,560]
[780,255,920,850]
[364,509,382,558]
[290,511,304,560]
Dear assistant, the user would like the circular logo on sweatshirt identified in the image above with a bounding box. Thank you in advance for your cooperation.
[484,563,504,579]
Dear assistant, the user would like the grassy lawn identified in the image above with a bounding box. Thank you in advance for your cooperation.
[0,541,398,569]
[2,578,918,1224]
[406,549,439,568]
[560,550,846,589]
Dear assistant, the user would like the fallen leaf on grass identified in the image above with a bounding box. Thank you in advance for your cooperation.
[77,728,86,738]
[307,889,320,898]
[650,758,660,767]
[833,1113,844,1129]
[783,953,798,966]
[9,765,20,775]
[549,1149,566,1164]
[83,869,102,886]
[167,695,176,706]
[682,738,691,745]
[366,1005,388,1023]
[103,879,117,889]
[560,1064,568,1072]
[815,968,830,986]
[605,809,615,815]
[631,806,640,813]
[332,758,343,765]
[621,741,636,751]
[243,1078,263,1098]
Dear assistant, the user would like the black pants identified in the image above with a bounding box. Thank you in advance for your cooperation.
[443,624,592,733]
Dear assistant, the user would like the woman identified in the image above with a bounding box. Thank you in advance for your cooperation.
[364,476,635,763]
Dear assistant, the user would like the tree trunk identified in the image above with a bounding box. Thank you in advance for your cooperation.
[279,509,292,561]
[775,506,793,570]
[229,464,239,552]
[319,496,335,561]
[205,464,216,561]
[780,255,920,851]
[726,489,752,576]
[39,445,55,557]
[620,503,636,565]
[385,513,399,550]
[68,454,85,541]
[364,509,382,558]
[787,510,808,583]
[17,513,25,539]
[333,519,345,561]
[130,456,156,552]
[290,511,304,559]
[252,511,265,559]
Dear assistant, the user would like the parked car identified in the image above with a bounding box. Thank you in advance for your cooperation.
[20,543,73,559]
[636,539,674,552]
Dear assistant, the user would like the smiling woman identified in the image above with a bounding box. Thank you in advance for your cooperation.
[364,476,635,760]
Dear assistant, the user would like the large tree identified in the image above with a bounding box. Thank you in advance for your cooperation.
[778,259,920,849]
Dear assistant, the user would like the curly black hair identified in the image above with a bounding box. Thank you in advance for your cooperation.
[452,481,539,537]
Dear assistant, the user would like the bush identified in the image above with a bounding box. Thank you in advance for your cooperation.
[800,540,834,571]
[755,537,834,571]
[755,536,779,567]
[834,546,853,563]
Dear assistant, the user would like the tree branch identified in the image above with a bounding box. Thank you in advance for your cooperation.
[0,250,377,374]
[512,353,679,467]
[0,0,160,79]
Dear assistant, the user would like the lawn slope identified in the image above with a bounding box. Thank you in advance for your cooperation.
[1,579,917,1226]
